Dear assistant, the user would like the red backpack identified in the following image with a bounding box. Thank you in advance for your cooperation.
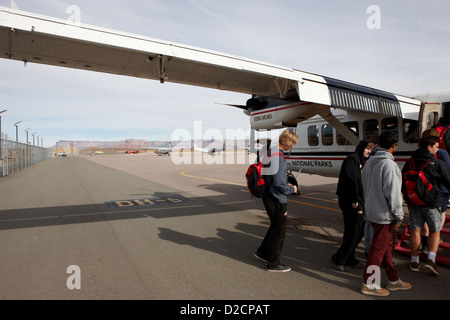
[245,151,284,198]
[433,123,449,150]
[403,158,436,206]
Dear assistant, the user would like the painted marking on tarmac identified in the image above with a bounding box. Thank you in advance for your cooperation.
[180,170,244,186]
[105,195,192,210]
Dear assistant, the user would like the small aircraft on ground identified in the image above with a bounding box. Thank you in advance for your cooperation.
[194,144,223,155]
[154,148,172,156]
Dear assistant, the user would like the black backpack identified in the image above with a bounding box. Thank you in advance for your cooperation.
[403,158,438,206]
[245,151,284,198]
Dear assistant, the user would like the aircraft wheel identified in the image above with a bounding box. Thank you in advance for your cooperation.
[287,175,300,195]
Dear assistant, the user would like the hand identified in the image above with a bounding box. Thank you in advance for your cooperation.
[289,184,298,194]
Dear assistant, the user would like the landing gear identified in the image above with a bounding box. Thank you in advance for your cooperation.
[287,173,300,195]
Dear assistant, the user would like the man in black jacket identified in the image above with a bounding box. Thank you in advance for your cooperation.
[401,135,450,275]
[331,139,374,271]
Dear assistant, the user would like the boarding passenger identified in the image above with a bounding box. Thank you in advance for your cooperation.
[254,129,298,272]
[401,135,450,276]
[361,131,412,296]
[331,140,374,271]
[432,102,450,151]
[420,129,450,253]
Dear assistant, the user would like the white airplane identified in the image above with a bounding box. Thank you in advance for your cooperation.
[154,148,172,156]
[1,7,449,182]
[194,144,223,155]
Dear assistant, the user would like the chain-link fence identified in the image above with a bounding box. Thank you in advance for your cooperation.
[0,134,53,177]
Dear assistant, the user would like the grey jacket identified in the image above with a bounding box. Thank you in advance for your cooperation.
[362,148,404,225]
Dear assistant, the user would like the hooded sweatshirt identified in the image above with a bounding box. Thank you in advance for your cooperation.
[336,140,371,208]
[362,148,404,225]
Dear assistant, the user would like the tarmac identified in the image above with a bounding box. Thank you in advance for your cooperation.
[0,151,448,305]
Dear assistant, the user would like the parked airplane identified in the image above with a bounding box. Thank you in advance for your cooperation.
[243,94,449,179]
[0,7,449,182]
[125,149,140,154]
[194,144,223,155]
[154,148,172,156]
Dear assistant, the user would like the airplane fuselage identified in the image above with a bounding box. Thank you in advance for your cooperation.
[284,109,417,177]
[248,98,445,178]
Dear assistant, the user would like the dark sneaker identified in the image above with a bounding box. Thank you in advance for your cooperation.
[386,279,412,291]
[267,264,291,272]
[348,261,364,269]
[361,284,390,297]
[331,259,351,272]
[253,252,268,263]
[423,259,440,275]
[410,261,420,272]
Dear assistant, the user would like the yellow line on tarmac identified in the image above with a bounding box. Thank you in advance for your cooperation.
[180,170,245,187]
[180,170,340,213]
[300,194,338,204]
[288,198,341,212]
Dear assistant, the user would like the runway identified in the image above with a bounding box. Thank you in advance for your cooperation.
[0,151,448,303]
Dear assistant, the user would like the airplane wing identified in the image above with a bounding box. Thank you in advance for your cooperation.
[0,7,420,118]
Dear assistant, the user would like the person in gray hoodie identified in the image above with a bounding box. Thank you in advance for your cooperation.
[361,131,412,296]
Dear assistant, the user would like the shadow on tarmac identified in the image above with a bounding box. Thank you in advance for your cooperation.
[0,191,244,230]
[158,219,362,294]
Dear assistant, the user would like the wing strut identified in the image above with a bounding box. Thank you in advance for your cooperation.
[273,77,294,98]
[157,54,170,84]
[316,106,360,147]
[7,27,14,58]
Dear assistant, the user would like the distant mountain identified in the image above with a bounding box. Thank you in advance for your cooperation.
[52,138,249,150]
[52,139,171,150]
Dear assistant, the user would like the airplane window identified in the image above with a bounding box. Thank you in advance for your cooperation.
[363,119,379,144]
[381,117,398,135]
[336,121,359,145]
[403,119,418,143]
[308,125,319,146]
[321,124,333,146]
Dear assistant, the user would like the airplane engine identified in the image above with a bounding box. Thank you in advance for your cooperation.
[249,102,318,130]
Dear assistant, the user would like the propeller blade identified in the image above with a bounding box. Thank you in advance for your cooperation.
[214,102,248,110]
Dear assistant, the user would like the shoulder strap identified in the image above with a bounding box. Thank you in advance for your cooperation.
[260,151,285,165]
[419,160,431,171]
[269,151,285,159]
[408,157,415,170]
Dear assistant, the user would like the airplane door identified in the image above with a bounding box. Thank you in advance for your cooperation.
[418,103,442,135]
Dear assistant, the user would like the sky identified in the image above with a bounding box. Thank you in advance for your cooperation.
[1,0,450,147]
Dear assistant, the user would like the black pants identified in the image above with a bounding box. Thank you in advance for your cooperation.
[331,199,365,266]
[257,194,288,268]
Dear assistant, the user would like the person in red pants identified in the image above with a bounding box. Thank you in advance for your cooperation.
[361,131,412,296]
